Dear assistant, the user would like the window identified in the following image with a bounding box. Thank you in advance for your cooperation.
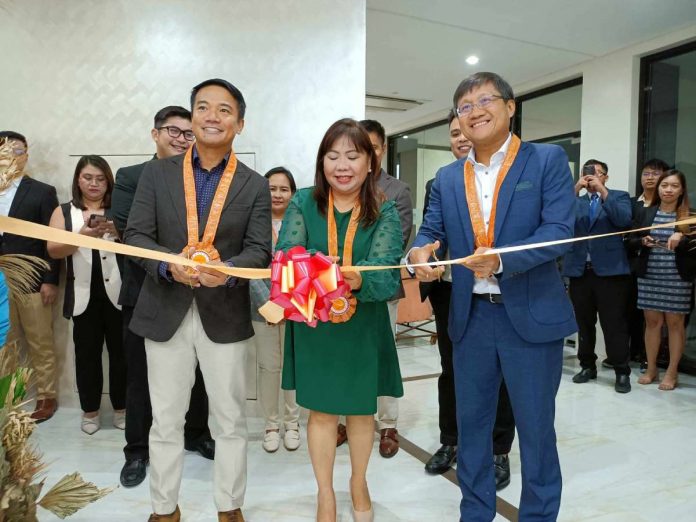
[513,78,582,180]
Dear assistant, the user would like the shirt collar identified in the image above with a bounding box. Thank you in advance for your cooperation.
[192,145,230,171]
[466,133,512,168]
[638,194,645,202]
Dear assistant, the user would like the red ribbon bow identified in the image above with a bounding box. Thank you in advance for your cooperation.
[269,246,350,327]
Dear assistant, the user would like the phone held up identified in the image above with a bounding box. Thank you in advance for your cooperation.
[88,214,107,228]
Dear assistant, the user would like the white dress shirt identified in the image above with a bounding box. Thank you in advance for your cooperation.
[0,176,22,218]
[465,133,512,295]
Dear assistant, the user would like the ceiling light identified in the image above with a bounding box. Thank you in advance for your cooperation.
[466,55,479,65]
[403,135,409,139]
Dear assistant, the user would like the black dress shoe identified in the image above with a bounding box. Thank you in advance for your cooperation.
[425,445,457,475]
[184,437,215,460]
[615,374,631,394]
[572,368,597,383]
[494,454,510,491]
[120,458,148,488]
[601,358,613,369]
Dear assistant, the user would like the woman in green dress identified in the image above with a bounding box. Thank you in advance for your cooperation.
[277,119,403,522]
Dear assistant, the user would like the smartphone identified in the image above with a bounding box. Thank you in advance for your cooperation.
[88,214,107,228]
[582,164,596,176]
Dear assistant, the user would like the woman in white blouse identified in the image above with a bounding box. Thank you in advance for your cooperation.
[250,167,301,452]
[48,155,125,435]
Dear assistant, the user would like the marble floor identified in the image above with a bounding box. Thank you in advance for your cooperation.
[32,331,696,521]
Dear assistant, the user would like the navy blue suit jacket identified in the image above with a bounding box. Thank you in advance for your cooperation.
[561,189,632,277]
[412,141,577,344]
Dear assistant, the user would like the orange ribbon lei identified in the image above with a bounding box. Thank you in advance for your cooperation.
[464,134,521,248]
[327,190,361,322]
[182,146,238,263]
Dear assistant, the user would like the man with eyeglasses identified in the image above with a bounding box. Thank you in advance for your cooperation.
[0,130,61,423]
[111,106,216,489]
[562,159,633,394]
[408,72,577,521]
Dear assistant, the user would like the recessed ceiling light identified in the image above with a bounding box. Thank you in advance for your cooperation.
[403,135,409,139]
[466,55,479,65]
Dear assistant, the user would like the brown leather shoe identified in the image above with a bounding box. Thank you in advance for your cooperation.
[147,505,180,521]
[30,398,58,423]
[379,428,399,458]
[218,508,245,521]
[336,423,348,447]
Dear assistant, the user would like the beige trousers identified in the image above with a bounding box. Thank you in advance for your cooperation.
[145,303,249,514]
[7,292,57,399]
[253,320,299,430]
[377,300,399,430]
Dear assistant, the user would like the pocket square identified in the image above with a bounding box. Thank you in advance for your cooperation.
[515,180,533,192]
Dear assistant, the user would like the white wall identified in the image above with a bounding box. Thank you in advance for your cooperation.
[0,0,366,407]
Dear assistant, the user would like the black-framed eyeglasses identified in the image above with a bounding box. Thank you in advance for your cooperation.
[158,126,195,141]
[642,170,661,178]
[455,95,506,117]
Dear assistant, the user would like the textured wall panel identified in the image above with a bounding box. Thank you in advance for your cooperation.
[0,0,366,406]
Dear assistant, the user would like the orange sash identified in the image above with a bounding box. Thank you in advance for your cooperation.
[327,190,360,323]
[182,146,238,264]
[464,134,521,248]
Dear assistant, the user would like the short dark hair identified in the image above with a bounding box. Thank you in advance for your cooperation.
[453,72,515,107]
[358,119,386,145]
[153,106,191,129]
[447,109,458,125]
[190,79,246,119]
[0,131,28,147]
[584,159,608,174]
[642,158,670,172]
[71,155,114,210]
[265,166,297,193]
[313,118,382,227]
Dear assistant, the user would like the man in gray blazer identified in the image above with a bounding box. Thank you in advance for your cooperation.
[359,119,413,458]
[125,79,271,522]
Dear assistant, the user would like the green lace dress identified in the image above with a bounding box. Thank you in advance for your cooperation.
[277,188,404,415]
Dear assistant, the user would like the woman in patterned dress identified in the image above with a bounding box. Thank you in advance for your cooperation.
[629,170,696,390]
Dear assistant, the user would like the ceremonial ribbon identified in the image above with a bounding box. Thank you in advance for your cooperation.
[182,146,237,264]
[3,214,696,277]
[464,134,521,248]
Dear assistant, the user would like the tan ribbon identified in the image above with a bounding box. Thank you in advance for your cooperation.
[2,214,696,277]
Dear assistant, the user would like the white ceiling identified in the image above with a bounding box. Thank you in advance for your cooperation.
[366,0,696,131]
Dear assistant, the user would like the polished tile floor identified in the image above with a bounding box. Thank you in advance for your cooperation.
[33,332,696,521]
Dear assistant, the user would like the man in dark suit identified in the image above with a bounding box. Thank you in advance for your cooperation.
[0,131,60,422]
[125,79,271,522]
[562,159,633,393]
[111,106,215,488]
[409,72,577,521]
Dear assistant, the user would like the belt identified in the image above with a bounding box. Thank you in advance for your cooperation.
[473,293,503,304]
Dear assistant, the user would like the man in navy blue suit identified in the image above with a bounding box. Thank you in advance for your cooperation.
[409,72,577,521]
[562,159,633,393]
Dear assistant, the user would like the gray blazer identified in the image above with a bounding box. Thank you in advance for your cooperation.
[124,153,271,344]
[376,169,413,300]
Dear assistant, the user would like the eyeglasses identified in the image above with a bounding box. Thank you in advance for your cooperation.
[642,170,661,177]
[455,95,506,117]
[158,126,195,141]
